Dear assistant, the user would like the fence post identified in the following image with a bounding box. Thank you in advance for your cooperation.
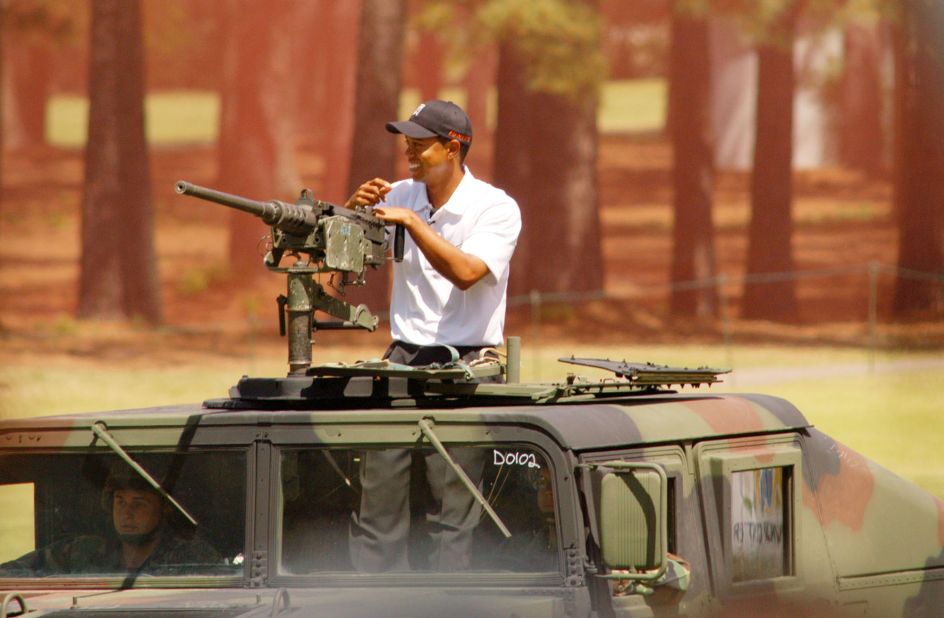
[867,261,879,373]
[717,273,735,385]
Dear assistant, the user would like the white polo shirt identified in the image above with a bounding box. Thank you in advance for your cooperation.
[385,168,521,347]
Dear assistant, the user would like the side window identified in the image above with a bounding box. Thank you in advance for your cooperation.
[278,445,559,574]
[0,452,246,578]
[696,436,801,595]
[0,483,34,564]
[730,467,790,581]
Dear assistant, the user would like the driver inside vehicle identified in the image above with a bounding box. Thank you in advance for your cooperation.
[0,468,221,576]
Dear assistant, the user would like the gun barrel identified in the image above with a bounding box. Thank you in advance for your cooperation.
[175,181,273,219]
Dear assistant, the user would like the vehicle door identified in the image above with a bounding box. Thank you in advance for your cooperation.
[258,418,594,617]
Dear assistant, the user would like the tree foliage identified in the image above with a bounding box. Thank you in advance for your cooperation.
[475,0,606,101]
[2,0,81,148]
[1,0,78,43]
[417,0,607,101]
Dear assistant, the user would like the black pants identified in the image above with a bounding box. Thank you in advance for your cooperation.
[349,341,494,572]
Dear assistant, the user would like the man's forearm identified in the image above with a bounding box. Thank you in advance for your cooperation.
[405,215,488,290]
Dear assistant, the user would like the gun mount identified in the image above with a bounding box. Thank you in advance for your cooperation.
[175,181,387,375]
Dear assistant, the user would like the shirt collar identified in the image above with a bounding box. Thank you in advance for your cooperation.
[434,166,475,217]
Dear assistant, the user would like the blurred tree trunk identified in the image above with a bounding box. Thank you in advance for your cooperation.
[0,1,6,210]
[840,19,884,174]
[892,0,944,315]
[415,30,443,102]
[668,7,718,319]
[492,40,530,226]
[6,39,50,148]
[316,0,360,204]
[301,0,329,161]
[463,45,495,159]
[293,0,326,147]
[495,43,602,297]
[78,0,161,323]
[345,0,406,309]
[217,0,300,276]
[742,4,799,321]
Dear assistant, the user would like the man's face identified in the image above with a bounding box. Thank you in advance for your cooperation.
[113,488,162,540]
[403,136,453,183]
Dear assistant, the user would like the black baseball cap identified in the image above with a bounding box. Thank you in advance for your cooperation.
[386,100,473,145]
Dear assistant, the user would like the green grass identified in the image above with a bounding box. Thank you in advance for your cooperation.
[516,342,937,381]
[46,90,220,147]
[0,360,289,419]
[0,484,34,563]
[46,79,666,148]
[599,78,666,133]
[759,371,944,499]
[510,343,944,498]
[1,344,940,498]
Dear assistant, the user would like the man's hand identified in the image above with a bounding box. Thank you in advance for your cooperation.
[372,206,420,228]
[374,206,489,291]
[345,178,392,209]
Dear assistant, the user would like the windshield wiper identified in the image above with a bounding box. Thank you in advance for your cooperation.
[91,421,198,527]
[418,418,511,538]
[322,451,355,491]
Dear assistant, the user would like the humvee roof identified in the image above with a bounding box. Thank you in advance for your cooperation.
[1,392,809,451]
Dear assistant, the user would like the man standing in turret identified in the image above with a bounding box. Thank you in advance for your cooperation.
[346,100,521,572]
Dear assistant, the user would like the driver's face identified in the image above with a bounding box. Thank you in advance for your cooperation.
[112,488,162,537]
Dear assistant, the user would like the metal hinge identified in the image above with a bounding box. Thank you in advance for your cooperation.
[564,547,586,587]
[250,551,268,587]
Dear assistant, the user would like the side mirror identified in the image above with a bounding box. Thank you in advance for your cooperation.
[597,461,668,581]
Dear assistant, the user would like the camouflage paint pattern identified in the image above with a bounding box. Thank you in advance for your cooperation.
[0,391,941,617]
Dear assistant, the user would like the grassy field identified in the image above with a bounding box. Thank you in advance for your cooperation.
[47,91,221,147]
[2,343,941,498]
[45,80,666,148]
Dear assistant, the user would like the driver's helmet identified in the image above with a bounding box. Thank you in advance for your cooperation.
[101,465,162,511]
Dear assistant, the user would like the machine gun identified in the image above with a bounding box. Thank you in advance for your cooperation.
[175,181,396,375]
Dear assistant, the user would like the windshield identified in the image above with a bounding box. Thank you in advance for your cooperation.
[0,451,245,578]
[279,445,559,574]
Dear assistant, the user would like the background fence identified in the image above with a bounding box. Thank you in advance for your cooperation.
[506,261,943,376]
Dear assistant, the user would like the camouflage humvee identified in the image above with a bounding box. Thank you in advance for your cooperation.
[0,352,941,617]
[1,183,939,616]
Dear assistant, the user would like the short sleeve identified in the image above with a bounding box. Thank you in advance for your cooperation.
[460,193,521,280]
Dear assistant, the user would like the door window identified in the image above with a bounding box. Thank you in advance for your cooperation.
[0,451,246,578]
[278,445,559,574]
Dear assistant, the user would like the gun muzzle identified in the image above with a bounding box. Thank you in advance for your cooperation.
[175,181,273,218]
[175,180,317,234]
